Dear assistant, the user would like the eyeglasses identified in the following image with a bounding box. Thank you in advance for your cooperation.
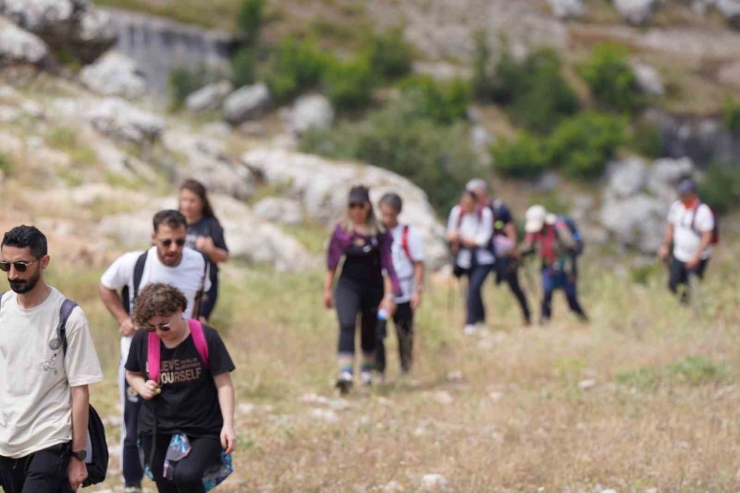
[160,238,186,248]
[0,259,39,273]
[142,321,172,332]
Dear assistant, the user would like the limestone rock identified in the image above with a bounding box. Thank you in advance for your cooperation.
[632,61,665,96]
[548,0,586,19]
[607,157,648,198]
[420,474,448,492]
[222,82,271,125]
[253,197,303,225]
[86,98,164,144]
[289,94,334,135]
[613,0,660,25]
[0,16,48,66]
[186,81,233,113]
[80,51,147,99]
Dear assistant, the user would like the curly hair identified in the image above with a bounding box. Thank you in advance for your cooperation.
[132,283,188,327]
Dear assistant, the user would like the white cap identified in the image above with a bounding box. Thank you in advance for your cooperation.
[465,178,488,194]
[525,205,548,233]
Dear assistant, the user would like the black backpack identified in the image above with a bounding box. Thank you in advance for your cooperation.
[0,294,108,487]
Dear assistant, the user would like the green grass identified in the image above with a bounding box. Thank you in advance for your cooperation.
[0,152,15,177]
[45,128,98,167]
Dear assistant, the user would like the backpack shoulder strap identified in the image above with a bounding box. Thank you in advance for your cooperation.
[147,331,161,383]
[188,319,210,369]
[132,251,149,299]
[57,298,79,356]
[401,225,413,261]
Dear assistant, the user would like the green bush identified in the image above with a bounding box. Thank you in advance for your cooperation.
[580,43,646,114]
[400,75,470,125]
[698,162,740,214]
[267,37,330,104]
[323,58,377,113]
[491,134,549,179]
[237,0,266,44]
[631,122,664,158]
[723,97,740,133]
[300,101,477,213]
[366,27,413,80]
[0,152,14,177]
[471,30,495,102]
[168,66,209,110]
[548,112,627,179]
[231,47,257,88]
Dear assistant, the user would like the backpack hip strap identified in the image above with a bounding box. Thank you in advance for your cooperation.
[147,331,161,383]
[188,319,210,369]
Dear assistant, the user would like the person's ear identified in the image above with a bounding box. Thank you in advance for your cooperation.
[151,231,157,244]
[41,255,50,270]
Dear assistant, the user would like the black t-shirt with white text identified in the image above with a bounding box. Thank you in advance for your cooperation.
[125,324,235,438]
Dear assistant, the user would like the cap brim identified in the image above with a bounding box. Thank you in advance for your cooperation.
[525,219,544,233]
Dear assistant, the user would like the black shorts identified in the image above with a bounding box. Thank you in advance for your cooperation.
[0,442,73,493]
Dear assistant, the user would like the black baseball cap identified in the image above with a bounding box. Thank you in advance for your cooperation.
[348,185,370,205]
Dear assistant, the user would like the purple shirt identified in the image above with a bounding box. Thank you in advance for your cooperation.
[327,224,401,297]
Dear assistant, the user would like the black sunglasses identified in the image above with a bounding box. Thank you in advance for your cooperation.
[160,238,186,248]
[0,259,40,273]
[141,321,172,332]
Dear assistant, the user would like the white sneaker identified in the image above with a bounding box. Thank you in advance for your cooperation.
[463,324,479,336]
[360,371,373,386]
[336,371,353,395]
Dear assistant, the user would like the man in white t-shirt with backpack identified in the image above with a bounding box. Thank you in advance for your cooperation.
[99,210,210,493]
[0,225,103,492]
[376,193,424,377]
[658,179,717,304]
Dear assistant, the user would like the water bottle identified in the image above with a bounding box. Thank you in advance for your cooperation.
[376,308,388,340]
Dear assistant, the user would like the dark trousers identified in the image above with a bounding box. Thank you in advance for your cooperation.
[0,442,73,493]
[669,256,709,304]
[120,360,144,486]
[542,270,587,321]
[140,434,221,493]
[199,276,219,321]
[495,258,531,322]
[335,278,383,358]
[466,264,494,325]
[375,302,415,374]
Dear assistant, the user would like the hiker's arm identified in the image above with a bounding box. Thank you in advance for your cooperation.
[504,222,518,244]
[215,373,237,454]
[196,236,229,264]
[519,233,536,256]
[411,261,424,310]
[461,209,493,248]
[68,385,89,490]
[125,371,159,400]
[658,223,674,259]
[99,284,136,336]
[686,230,712,269]
[323,269,336,309]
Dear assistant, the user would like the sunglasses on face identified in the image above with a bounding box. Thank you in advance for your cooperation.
[160,238,186,248]
[0,259,39,273]
[142,321,172,332]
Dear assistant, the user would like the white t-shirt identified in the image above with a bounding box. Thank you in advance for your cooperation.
[101,247,211,359]
[446,206,494,267]
[667,200,714,262]
[0,288,103,458]
[389,224,425,304]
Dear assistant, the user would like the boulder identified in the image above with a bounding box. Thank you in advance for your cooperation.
[0,16,48,66]
[253,197,303,225]
[162,129,255,202]
[80,51,147,99]
[86,98,165,144]
[470,124,494,165]
[646,157,694,202]
[601,193,667,253]
[419,474,448,492]
[607,157,648,198]
[548,0,586,19]
[289,94,334,135]
[612,0,660,25]
[241,148,450,270]
[631,61,664,96]
[718,60,740,88]
[222,82,271,125]
[186,81,233,113]
[717,0,740,28]
[0,0,116,62]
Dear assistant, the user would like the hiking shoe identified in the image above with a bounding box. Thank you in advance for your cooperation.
[463,324,479,336]
[124,484,142,493]
[335,371,353,395]
[360,371,373,386]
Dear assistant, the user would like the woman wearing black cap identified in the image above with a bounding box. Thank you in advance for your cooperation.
[324,186,400,394]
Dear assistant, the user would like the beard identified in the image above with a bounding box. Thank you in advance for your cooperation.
[9,266,41,294]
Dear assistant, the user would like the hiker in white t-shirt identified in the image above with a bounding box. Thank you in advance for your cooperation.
[376,193,425,377]
[0,226,103,493]
[99,210,210,493]
[658,179,716,303]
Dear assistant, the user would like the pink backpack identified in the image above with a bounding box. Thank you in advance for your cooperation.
[148,319,210,382]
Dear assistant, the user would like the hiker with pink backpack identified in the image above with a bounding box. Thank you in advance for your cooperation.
[125,283,236,493]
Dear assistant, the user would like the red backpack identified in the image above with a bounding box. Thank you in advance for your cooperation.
[691,202,720,245]
[148,319,210,382]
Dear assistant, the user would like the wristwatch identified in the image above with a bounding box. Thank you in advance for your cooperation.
[71,450,87,461]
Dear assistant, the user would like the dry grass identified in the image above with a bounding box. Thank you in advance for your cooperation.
[11,232,736,492]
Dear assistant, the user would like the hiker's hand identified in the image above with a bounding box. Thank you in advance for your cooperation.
[460,237,478,248]
[220,425,237,454]
[686,255,700,270]
[195,235,214,253]
[68,456,88,491]
[446,231,459,243]
[119,317,136,337]
[380,297,396,316]
[658,245,669,260]
[139,380,160,400]
[323,289,333,309]
[411,291,422,311]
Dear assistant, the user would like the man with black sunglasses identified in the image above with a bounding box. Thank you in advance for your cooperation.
[0,225,103,492]
[99,210,210,493]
